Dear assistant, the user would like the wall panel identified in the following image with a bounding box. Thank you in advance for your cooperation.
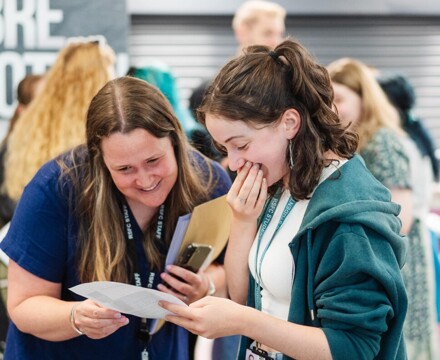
[129,15,440,147]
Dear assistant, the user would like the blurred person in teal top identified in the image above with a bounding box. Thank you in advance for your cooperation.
[128,63,201,136]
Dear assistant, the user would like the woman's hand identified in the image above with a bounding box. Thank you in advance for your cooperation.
[70,299,129,339]
[159,296,247,339]
[227,161,267,223]
[157,265,210,304]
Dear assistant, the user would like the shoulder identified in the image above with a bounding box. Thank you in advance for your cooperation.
[190,148,224,177]
[360,128,411,187]
[363,128,408,160]
[314,156,392,203]
[190,149,231,198]
[22,148,87,206]
[27,158,63,191]
[302,156,402,235]
[316,220,406,275]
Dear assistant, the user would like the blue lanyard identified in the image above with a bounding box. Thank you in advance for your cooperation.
[254,190,295,311]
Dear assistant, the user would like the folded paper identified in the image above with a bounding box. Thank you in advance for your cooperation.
[70,281,186,319]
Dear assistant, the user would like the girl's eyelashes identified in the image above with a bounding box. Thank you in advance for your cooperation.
[211,141,248,155]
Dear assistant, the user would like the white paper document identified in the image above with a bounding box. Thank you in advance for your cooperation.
[70,281,186,319]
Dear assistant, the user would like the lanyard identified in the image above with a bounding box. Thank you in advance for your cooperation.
[254,190,295,311]
[122,202,165,360]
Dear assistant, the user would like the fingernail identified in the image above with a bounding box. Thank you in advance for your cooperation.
[245,161,251,167]
[114,313,122,319]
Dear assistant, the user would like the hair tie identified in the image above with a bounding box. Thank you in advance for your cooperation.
[268,51,279,61]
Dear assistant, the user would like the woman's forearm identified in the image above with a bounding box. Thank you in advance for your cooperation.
[10,295,79,341]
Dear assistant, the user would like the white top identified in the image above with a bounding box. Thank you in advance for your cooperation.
[398,134,434,217]
[249,160,347,320]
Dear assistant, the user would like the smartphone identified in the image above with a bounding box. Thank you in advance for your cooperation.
[175,243,213,273]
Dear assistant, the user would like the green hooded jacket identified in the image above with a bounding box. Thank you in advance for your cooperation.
[239,155,408,360]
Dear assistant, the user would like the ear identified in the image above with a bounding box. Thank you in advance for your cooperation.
[281,108,301,140]
[16,103,26,116]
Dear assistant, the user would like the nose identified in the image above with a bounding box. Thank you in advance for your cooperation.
[227,152,245,172]
[135,169,154,188]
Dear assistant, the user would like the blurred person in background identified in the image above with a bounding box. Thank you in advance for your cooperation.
[127,63,201,137]
[377,73,439,183]
[378,72,440,354]
[328,58,438,360]
[232,0,286,56]
[0,74,45,228]
[3,37,116,205]
[190,0,286,117]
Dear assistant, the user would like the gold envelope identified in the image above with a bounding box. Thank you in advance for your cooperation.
[154,195,231,333]
[178,194,231,260]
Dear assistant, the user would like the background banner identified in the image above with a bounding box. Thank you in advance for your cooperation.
[0,0,129,121]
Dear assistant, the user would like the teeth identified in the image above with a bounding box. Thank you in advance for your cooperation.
[142,183,158,191]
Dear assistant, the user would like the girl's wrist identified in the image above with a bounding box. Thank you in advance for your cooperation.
[230,217,257,232]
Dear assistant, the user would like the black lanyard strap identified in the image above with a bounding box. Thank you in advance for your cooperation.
[122,202,165,349]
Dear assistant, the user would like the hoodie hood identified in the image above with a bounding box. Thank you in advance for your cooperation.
[295,155,405,267]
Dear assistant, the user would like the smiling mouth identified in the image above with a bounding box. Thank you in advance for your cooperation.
[140,181,160,192]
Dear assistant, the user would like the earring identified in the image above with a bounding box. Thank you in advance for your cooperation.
[289,139,294,170]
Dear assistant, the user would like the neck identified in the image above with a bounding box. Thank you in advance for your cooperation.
[323,150,345,164]
[126,199,158,231]
[282,175,290,188]
[282,150,345,187]
[282,163,291,188]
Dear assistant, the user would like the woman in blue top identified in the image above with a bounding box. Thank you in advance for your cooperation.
[0,77,231,360]
[160,39,408,359]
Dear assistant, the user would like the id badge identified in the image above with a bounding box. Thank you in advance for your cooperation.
[245,346,275,360]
